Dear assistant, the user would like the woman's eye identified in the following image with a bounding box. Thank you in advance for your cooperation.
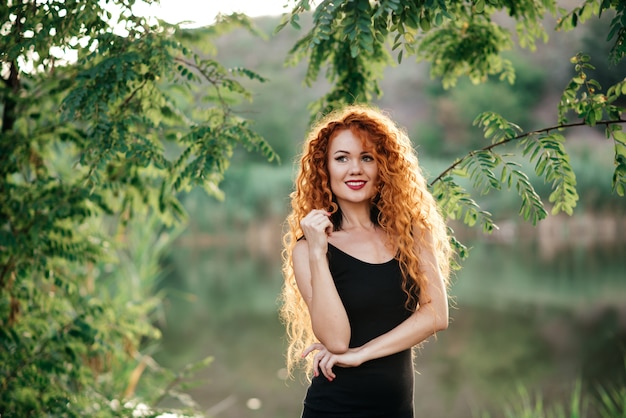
[335,156,348,162]
[362,155,374,162]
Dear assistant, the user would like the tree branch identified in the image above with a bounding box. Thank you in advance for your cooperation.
[0,257,15,290]
[429,118,626,187]
[173,57,233,123]
[121,78,148,109]
[1,61,20,134]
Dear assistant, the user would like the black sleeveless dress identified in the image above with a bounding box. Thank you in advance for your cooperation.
[301,243,414,418]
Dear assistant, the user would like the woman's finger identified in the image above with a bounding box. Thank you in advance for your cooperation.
[301,341,337,381]
[323,356,336,380]
[302,342,323,358]
[318,354,336,381]
[312,353,321,378]
[317,355,329,380]
[302,210,330,227]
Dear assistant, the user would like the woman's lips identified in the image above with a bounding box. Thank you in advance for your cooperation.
[346,181,366,190]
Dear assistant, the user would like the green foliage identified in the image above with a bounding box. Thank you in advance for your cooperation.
[482,381,590,418]
[432,174,496,232]
[557,53,626,196]
[579,12,626,92]
[279,0,392,115]
[611,126,626,196]
[478,376,626,418]
[520,132,578,216]
[279,0,561,112]
[417,12,516,88]
[1,1,275,416]
[425,54,624,253]
[596,378,626,418]
[557,0,626,65]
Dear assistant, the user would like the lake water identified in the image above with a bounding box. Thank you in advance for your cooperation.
[156,219,626,418]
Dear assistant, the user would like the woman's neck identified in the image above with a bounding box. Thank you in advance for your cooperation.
[337,203,375,231]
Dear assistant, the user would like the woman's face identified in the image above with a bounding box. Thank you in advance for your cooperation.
[327,129,380,206]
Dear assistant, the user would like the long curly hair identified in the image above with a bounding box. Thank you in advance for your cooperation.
[279,104,451,376]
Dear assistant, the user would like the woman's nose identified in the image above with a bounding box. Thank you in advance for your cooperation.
[349,160,363,174]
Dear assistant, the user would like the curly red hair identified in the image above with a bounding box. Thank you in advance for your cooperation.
[279,104,451,376]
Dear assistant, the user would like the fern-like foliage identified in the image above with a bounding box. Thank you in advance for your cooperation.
[279,0,564,111]
[429,54,624,259]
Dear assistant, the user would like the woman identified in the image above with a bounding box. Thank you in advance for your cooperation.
[280,104,452,417]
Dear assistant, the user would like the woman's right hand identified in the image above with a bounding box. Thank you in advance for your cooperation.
[300,209,333,257]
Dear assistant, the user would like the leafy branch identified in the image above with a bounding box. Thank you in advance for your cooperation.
[428,54,625,251]
[168,53,277,203]
[429,115,625,233]
[430,119,625,187]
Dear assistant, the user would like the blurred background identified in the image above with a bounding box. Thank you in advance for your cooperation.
[146,10,626,418]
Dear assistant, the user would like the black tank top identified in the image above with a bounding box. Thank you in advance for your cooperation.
[302,243,415,418]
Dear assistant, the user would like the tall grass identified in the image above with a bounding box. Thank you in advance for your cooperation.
[476,377,626,418]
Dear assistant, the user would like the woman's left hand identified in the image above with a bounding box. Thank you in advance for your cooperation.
[302,343,364,382]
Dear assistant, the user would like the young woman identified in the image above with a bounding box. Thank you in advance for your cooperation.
[280,104,452,417]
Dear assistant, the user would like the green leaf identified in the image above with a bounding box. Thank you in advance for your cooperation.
[475,0,485,13]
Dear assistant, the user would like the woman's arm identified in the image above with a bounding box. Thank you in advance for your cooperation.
[293,210,351,353]
[305,227,448,380]
[355,227,449,358]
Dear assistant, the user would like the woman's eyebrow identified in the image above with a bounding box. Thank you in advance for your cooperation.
[333,150,372,154]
